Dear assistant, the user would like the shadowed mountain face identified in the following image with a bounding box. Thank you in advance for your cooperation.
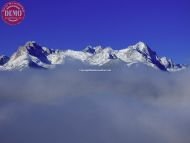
[20,42,52,64]
[0,41,187,71]
[0,55,9,65]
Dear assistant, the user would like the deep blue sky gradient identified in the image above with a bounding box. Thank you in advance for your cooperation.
[0,0,190,63]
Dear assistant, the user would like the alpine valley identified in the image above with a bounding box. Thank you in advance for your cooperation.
[0,41,187,72]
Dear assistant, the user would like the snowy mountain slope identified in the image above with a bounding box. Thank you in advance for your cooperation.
[0,41,187,71]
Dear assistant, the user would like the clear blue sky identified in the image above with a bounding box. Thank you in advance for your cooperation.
[0,0,190,63]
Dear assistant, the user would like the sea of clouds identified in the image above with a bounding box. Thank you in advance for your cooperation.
[0,66,190,143]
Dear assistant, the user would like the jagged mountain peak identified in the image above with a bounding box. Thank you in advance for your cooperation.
[135,41,148,50]
[15,41,40,55]
[17,41,39,52]
[83,45,112,54]
[2,41,55,70]
[17,41,56,57]
[83,45,96,54]
[93,45,105,53]
[0,41,187,71]
[23,41,43,51]
[131,41,156,57]
[25,41,38,47]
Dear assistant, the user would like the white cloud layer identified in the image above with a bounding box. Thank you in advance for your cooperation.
[0,66,190,143]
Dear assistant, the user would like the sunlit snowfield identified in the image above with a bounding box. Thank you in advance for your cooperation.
[0,66,190,143]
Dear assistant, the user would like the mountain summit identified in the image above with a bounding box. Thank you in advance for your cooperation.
[0,41,187,71]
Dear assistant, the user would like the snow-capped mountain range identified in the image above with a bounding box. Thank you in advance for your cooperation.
[0,41,187,72]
